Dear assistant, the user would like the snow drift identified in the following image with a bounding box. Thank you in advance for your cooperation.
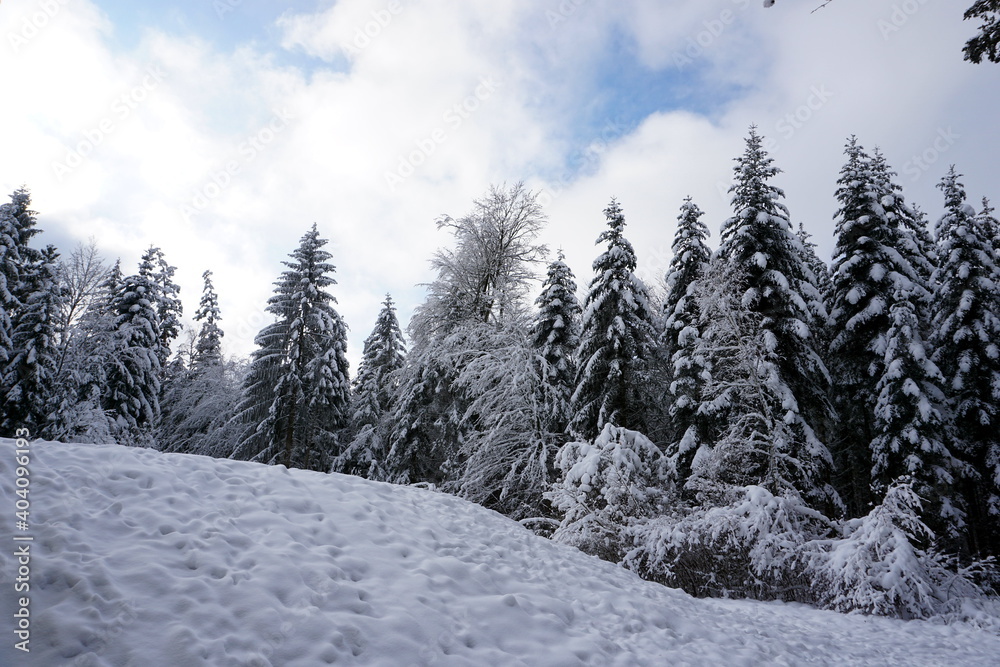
[2,439,1000,666]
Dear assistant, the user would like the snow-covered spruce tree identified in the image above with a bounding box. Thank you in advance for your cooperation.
[796,223,832,316]
[714,127,836,510]
[826,144,961,532]
[138,246,182,370]
[103,269,162,443]
[192,270,224,371]
[231,224,351,471]
[827,137,911,515]
[530,251,581,438]
[384,182,547,487]
[976,197,1000,261]
[0,188,42,369]
[661,197,712,487]
[931,168,1000,555]
[870,149,938,325]
[2,246,64,436]
[335,294,406,478]
[569,198,658,440]
[870,276,963,537]
[977,197,1000,260]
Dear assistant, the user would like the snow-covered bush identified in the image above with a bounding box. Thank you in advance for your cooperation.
[625,485,833,601]
[809,480,995,620]
[548,424,671,561]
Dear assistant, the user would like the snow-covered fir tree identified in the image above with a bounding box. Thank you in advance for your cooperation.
[192,270,224,370]
[976,197,1000,262]
[103,269,162,441]
[231,224,351,470]
[827,137,907,514]
[825,142,961,532]
[138,246,182,370]
[0,188,41,369]
[870,149,938,325]
[661,197,712,486]
[663,197,711,359]
[352,294,406,429]
[796,223,832,308]
[871,280,962,538]
[931,167,1000,555]
[714,127,835,509]
[1,246,64,436]
[530,251,581,437]
[336,294,406,478]
[569,198,657,440]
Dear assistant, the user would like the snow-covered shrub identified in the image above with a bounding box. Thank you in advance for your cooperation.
[548,424,671,561]
[809,480,995,620]
[625,485,833,601]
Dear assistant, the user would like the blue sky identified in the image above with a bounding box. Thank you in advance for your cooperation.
[1,0,996,368]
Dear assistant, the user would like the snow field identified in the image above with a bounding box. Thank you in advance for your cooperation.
[2,439,999,666]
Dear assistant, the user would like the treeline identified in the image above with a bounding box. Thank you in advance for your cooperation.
[2,128,998,618]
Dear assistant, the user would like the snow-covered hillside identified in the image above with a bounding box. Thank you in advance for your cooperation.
[2,440,999,666]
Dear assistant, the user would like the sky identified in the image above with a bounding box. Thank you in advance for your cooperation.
[1,0,996,369]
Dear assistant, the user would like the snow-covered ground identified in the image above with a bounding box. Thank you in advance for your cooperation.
[2,439,999,666]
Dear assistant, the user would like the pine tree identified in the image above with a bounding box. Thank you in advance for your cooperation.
[336,294,406,478]
[139,246,182,369]
[661,197,712,485]
[569,198,657,440]
[2,246,64,435]
[714,127,835,509]
[530,251,581,436]
[104,270,162,439]
[931,167,1000,554]
[192,270,224,370]
[231,224,351,470]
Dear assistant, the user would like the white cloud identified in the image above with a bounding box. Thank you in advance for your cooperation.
[1,0,997,372]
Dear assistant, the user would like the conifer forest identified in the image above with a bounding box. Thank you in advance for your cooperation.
[4,127,999,620]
